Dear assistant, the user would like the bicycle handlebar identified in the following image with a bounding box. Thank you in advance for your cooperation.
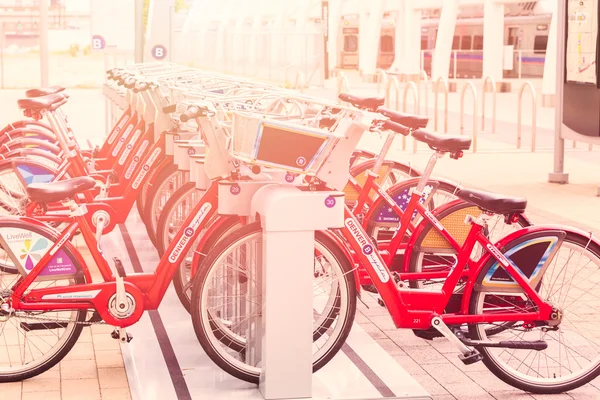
[180,106,201,122]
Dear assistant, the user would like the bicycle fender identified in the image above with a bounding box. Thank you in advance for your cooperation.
[460,224,599,315]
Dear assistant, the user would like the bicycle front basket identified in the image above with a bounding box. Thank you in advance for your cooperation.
[231,112,342,174]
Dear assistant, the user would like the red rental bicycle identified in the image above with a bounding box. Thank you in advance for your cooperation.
[189,121,600,393]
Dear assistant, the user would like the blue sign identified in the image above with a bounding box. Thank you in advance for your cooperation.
[91,35,106,50]
[152,45,167,60]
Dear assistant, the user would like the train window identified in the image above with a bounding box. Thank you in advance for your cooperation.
[461,36,472,50]
[421,36,428,50]
[452,36,460,50]
[344,35,358,52]
[534,36,548,54]
[473,36,484,50]
[380,35,394,52]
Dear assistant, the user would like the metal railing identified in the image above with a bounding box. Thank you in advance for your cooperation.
[385,75,401,109]
[517,81,537,152]
[403,81,420,153]
[419,70,430,117]
[336,72,350,103]
[481,76,497,134]
[294,70,305,93]
[433,76,449,133]
[375,69,388,95]
[460,81,478,152]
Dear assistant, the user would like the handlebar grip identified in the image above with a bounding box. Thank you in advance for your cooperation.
[180,106,200,122]
[133,81,148,93]
[382,120,410,136]
[163,104,177,114]
[124,77,136,89]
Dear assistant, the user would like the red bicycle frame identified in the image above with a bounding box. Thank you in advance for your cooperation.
[10,182,221,328]
[339,202,554,330]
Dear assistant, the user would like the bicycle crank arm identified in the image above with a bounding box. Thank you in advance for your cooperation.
[431,316,483,365]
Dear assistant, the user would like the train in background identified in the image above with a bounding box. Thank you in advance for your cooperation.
[338,2,552,78]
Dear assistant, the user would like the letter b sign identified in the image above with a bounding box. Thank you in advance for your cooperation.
[152,45,167,60]
[91,35,105,50]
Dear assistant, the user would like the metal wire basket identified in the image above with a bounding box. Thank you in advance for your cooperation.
[230,112,344,174]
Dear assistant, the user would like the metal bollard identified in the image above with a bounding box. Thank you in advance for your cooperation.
[403,81,420,153]
[460,81,478,152]
[481,76,497,133]
[419,70,430,117]
[385,76,401,109]
[434,76,449,133]
[517,81,537,152]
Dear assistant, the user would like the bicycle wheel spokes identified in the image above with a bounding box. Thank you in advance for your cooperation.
[199,231,349,375]
[0,277,86,381]
[471,237,600,392]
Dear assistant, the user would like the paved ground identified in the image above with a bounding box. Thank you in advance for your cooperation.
[1,72,600,399]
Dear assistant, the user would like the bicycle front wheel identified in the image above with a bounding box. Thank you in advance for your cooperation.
[190,222,357,383]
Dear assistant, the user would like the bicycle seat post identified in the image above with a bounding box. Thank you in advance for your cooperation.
[415,151,445,194]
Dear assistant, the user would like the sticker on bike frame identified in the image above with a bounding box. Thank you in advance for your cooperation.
[132,147,162,189]
[0,228,78,281]
[125,140,150,180]
[168,203,212,263]
[107,117,128,145]
[481,236,559,291]
[112,124,135,157]
[285,173,295,183]
[118,129,143,165]
[42,290,101,300]
[344,218,389,283]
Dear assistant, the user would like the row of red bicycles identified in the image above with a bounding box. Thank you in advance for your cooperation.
[0,62,597,395]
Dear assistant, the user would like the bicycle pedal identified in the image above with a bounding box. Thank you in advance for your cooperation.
[112,257,127,278]
[110,328,133,343]
[412,328,443,341]
[458,349,483,365]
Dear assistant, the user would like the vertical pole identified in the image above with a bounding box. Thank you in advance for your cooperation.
[135,0,144,63]
[322,0,330,80]
[549,0,568,183]
[39,0,49,87]
[0,22,4,89]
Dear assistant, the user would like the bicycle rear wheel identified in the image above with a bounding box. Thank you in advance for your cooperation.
[469,231,600,393]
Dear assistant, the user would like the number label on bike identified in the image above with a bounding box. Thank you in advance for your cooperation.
[230,184,241,195]
[325,196,336,208]
[168,203,213,263]
[344,218,389,283]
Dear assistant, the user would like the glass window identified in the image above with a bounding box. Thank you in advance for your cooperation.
[421,36,428,50]
[461,36,472,50]
[473,35,484,50]
[380,35,394,52]
[452,36,460,50]
[533,35,548,54]
[344,35,358,52]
